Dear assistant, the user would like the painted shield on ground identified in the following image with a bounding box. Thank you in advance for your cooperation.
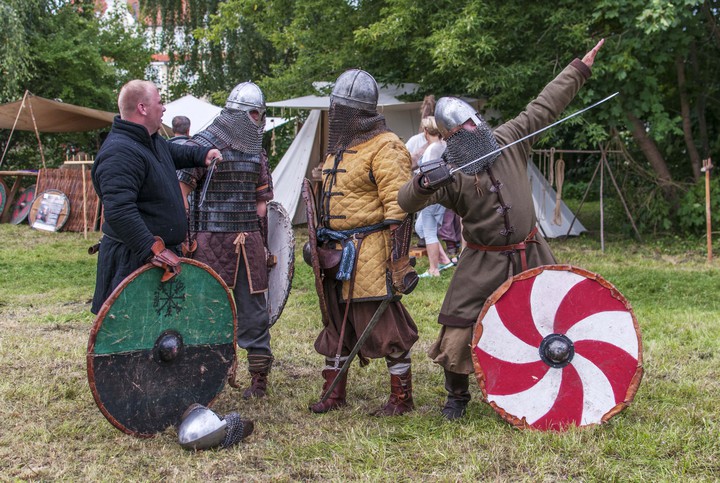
[10,184,36,224]
[301,178,331,323]
[87,259,237,438]
[472,264,643,431]
[0,178,7,217]
[29,189,70,232]
[267,200,295,326]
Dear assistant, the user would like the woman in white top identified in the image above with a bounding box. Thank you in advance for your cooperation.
[413,117,454,277]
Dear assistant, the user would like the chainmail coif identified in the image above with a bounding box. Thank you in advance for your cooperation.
[327,103,390,155]
[205,109,264,154]
[220,412,254,448]
[444,122,501,175]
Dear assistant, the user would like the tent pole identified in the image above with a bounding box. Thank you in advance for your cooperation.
[602,142,642,242]
[0,90,29,169]
[26,94,46,168]
[82,160,88,240]
[702,158,713,263]
[565,156,601,238]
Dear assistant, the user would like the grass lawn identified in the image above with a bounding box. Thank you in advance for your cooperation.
[0,213,718,481]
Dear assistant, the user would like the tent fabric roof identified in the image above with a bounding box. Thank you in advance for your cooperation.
[162,94,289,137]
[271,109,321,225]
[0,94,116,133]
[268,94,422,111]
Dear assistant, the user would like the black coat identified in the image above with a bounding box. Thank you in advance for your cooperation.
[92,116,209,260]
[90,116,209,314]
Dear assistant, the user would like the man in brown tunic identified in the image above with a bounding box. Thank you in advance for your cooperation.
[398,40,604,420]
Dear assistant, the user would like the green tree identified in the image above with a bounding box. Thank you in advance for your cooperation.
[143,0,720,233]
[0,0,152,169]
[141,0,277,100]
[0,1,30,103]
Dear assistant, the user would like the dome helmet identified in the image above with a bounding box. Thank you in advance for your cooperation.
[330,69,379,111]
[434,97,487,139]
[177,404,228,450]
[226,81,266,126]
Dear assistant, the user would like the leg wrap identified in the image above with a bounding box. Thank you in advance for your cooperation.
[441,369,471,420]
[247,353,274,374]
[242,354,274,399]
[386,351,411,376]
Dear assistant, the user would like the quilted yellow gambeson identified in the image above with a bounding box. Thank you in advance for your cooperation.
[322,131,412,300]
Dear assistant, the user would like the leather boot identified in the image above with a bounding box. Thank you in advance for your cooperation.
[375,368,414,416]
[441,369,471,420]
[242,354,273,399]
[309,369,347,413]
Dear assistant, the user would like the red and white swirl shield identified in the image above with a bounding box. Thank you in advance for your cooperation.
[472,265,643,431]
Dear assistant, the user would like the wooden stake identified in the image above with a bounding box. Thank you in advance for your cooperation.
[702,158,713,263]
[82,161,88,240]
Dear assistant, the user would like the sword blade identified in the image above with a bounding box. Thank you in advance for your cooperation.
[319,298,391,404]
[198,157,219,207]
[449,92,620,175]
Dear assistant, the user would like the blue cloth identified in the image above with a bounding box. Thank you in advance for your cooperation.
[317,223,386,281]
[415,204,446,244]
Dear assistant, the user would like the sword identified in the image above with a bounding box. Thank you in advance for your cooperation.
[319,298,391,403]
[449,92,620,175]
[198,157,220,207]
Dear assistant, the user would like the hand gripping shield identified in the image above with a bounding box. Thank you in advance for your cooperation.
[87,259,237,438]
[301,178,331,324]
[266,200,295,326]
[472,265,643,431]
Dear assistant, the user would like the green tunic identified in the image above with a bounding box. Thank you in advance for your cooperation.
[398,59,591,372]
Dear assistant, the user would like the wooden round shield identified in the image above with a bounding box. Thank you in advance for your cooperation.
[29,189,70,232]
[87,259,237,438]
[472,265,643,431]
[301,178,331,323]
[267,200,295,326]
[10,184,36,225]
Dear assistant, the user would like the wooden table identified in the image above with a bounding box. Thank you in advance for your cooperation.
[0,170,39,222]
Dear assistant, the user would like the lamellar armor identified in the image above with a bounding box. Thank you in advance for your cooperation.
[180,131,261,233]
[178,81,267,233]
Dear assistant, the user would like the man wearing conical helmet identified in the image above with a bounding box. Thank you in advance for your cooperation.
[178,81,276,400]
[398,40,605,420]
[309,69,420,416]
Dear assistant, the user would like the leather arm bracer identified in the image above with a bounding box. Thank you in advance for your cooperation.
[419,158,455,191]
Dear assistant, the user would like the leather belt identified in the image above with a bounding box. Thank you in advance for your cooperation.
[466,226,539,272]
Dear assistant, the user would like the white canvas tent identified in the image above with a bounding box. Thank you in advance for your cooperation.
[161,94,289,137]
[269,87,586,237]
[528,159,586,237]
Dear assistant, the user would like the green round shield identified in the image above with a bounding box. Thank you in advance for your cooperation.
[87,259,237,438]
